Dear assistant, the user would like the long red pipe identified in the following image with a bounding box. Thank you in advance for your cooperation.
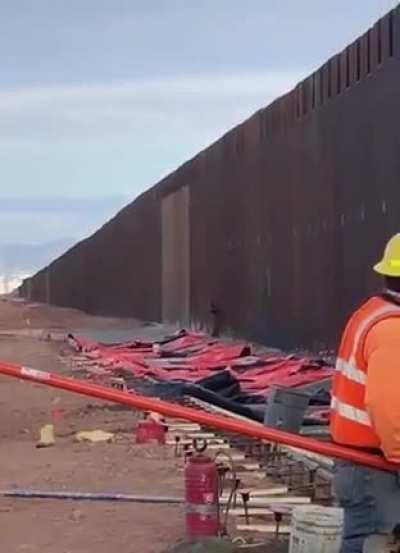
[0,361,397,472]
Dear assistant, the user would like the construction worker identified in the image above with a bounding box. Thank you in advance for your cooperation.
[331,234,400,553]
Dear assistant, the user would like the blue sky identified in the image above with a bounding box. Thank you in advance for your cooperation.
[0,0,397,244]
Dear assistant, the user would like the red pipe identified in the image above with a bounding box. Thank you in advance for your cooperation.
[0,361,397,472]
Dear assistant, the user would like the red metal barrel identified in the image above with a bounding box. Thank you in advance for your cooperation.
[185,454,219,537]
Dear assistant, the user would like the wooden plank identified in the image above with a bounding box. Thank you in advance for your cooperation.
[202,443,230,450]
[236,524,291,534]
[221,487,288,500]
[224,453,246,462]
[168,442,231,450]
[220,496,311,506]
[242,487,289,497]
[236,463,261,471]
[282,446,333,467]
[186,397,334,470]
[248,496,310,505]
[236,471,265,480]
[230,508,274,517]
[188,398,260,425]
[187,433,216,439]
[167,424,201,432]
[230,508,292,517]
[175,425,203,430]
[166,438,226,446]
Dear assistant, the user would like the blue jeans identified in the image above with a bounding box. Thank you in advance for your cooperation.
[333,460,400,553]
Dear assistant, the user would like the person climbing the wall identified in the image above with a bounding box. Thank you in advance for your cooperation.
[331,233,400,553]
[210,301,221,338]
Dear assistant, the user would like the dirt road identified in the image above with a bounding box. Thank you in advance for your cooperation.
[0,300,183,552]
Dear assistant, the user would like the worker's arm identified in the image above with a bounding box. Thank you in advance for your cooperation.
[364,318,400,463]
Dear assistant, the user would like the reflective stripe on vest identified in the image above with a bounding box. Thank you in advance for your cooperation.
[331,396,372,427]
[349,302,400,359]
[335,357,366,385]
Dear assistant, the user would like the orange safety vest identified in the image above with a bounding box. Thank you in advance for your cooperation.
[331,295,400,448]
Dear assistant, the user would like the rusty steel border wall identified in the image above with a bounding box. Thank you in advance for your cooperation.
[21,7,400,351]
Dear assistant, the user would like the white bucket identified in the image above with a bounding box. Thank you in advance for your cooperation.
[289,505,344,553]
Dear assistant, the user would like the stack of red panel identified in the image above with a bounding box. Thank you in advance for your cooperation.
[70,330,333,398]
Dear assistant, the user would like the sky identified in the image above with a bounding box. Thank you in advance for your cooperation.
[0,0,398,248]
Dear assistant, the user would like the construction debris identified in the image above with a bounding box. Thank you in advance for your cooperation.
[68,330,333,425]
[0,307,351,548]
[36,424,56,448]
[0,359,393,471]
[75,430,115,444]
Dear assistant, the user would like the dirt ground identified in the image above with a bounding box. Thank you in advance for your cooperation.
[0,298,143,331]
[0,299,184,553]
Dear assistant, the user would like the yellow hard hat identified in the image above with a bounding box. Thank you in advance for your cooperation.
[374,234,400,277]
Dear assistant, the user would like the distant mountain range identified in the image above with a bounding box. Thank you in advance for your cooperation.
[0,238,75,274]
[0,195,130,277]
